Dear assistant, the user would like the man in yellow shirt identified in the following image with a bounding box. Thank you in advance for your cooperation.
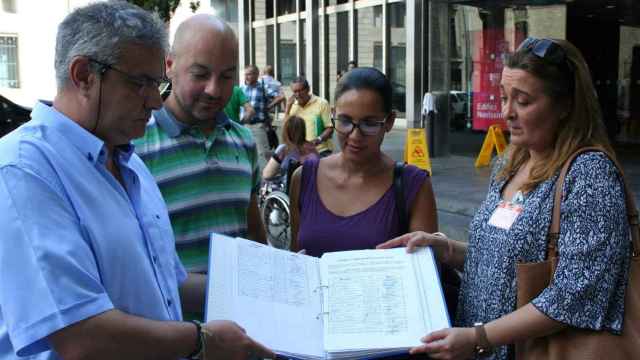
[284,76,334,157]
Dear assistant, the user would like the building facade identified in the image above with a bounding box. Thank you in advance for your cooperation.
[233,0,640,153]
[2,0,639,150]
[0,0,93,106]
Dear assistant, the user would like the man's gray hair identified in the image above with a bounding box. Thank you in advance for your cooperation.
[54,1,168,89]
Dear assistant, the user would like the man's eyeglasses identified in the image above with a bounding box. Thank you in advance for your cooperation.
[517,37,573,72]
[89,59,168,95]
[332,115,387,136]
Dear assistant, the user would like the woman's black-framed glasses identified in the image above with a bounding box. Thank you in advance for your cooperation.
[89,59,168,95]
[517,37,573,72]
[332,114,387,136]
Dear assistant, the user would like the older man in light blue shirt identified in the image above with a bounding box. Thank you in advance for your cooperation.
[0,100,186,357]
[0,2,273,360]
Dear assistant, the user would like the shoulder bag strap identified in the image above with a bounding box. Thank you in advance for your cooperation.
[393,162,409,234]
[548,146,639,259]
[258,80,268,119]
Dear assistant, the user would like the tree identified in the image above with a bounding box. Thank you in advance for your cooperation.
[126,0,200,22]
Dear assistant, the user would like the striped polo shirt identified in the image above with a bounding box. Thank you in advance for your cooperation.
[134,107,260,272]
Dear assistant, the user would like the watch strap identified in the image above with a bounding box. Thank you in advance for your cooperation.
[474,322,493,356]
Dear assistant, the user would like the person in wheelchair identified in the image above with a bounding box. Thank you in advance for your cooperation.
[260,115,318,250]
[262,115,318,188]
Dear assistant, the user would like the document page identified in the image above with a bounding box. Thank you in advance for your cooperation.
[411,247,451,333]
[319,248,445,353]
[206,235,324,359]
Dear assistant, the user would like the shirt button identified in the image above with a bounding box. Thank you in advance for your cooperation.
[167,299,173,307]
[152,255,158,263]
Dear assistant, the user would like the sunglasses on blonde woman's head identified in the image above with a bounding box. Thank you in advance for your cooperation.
[516,37,574,73]
[332,114,387,136]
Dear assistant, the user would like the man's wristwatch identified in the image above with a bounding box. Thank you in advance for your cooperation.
[473,322,494,357]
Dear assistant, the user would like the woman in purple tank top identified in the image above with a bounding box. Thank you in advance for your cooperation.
[289,67,438,257]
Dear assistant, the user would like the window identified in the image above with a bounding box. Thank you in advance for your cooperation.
[326,11,349,103]
[2,0,16,13]
[277,0,296,16]
[252,0,273,20]
[373,6,383,28]
[0,36,19,88]
[210,0,238,23]
[301,19,306,77]
[278,21,297,85]
[254,25,274,71]
[357,6,383,71]
[211,1,238,37]
[389,2,406,115]
[389,3,405,28]
[373,44,383,71]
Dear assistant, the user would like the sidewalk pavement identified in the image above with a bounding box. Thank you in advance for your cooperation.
[272,119,639,242]
[379,128,639,242]
[414,152,640,243]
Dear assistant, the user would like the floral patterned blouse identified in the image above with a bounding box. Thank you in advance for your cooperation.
[456,152,631,359]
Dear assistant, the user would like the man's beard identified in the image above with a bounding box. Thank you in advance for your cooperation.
[174,92,219,127]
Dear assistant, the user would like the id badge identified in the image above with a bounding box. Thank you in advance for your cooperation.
[488,201,523,230]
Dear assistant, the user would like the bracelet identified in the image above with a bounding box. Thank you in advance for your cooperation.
[315,136,322,143]
[433,232,454,264]
[187,320,204,360]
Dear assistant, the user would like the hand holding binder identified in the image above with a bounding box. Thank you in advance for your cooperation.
[206,234,451,360]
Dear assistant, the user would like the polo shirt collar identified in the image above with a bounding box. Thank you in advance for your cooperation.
[297,94,317,108]
[154,106,231,138]
[153,106,187,138]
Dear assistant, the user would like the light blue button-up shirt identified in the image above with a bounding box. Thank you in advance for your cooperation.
[0,102,187,359]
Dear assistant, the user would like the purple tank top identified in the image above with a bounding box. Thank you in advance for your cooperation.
[297,157,428,257]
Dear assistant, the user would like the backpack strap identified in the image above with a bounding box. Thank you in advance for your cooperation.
[393,162,408,233]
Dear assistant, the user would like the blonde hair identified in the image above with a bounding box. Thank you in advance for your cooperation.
[497,39,614,192]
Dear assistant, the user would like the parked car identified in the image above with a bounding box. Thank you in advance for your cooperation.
[450,90,469,130]
[0,94,31,138]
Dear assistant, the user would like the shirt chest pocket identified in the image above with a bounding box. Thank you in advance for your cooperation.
[143,213,177,264]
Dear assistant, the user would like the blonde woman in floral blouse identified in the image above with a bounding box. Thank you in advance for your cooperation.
[378,38,632,359]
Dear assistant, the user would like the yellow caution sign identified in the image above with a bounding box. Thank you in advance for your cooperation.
[404,128,432,174]
[475,125,509,167]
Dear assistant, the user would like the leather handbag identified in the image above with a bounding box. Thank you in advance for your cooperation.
[257,80,279,150]
[515,147,640,360]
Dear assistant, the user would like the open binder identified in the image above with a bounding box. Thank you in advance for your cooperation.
[205,234,451,360]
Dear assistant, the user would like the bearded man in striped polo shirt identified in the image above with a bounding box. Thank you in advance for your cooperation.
[135,14,266,281]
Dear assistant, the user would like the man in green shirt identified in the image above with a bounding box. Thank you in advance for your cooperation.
[224,85,255,123]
